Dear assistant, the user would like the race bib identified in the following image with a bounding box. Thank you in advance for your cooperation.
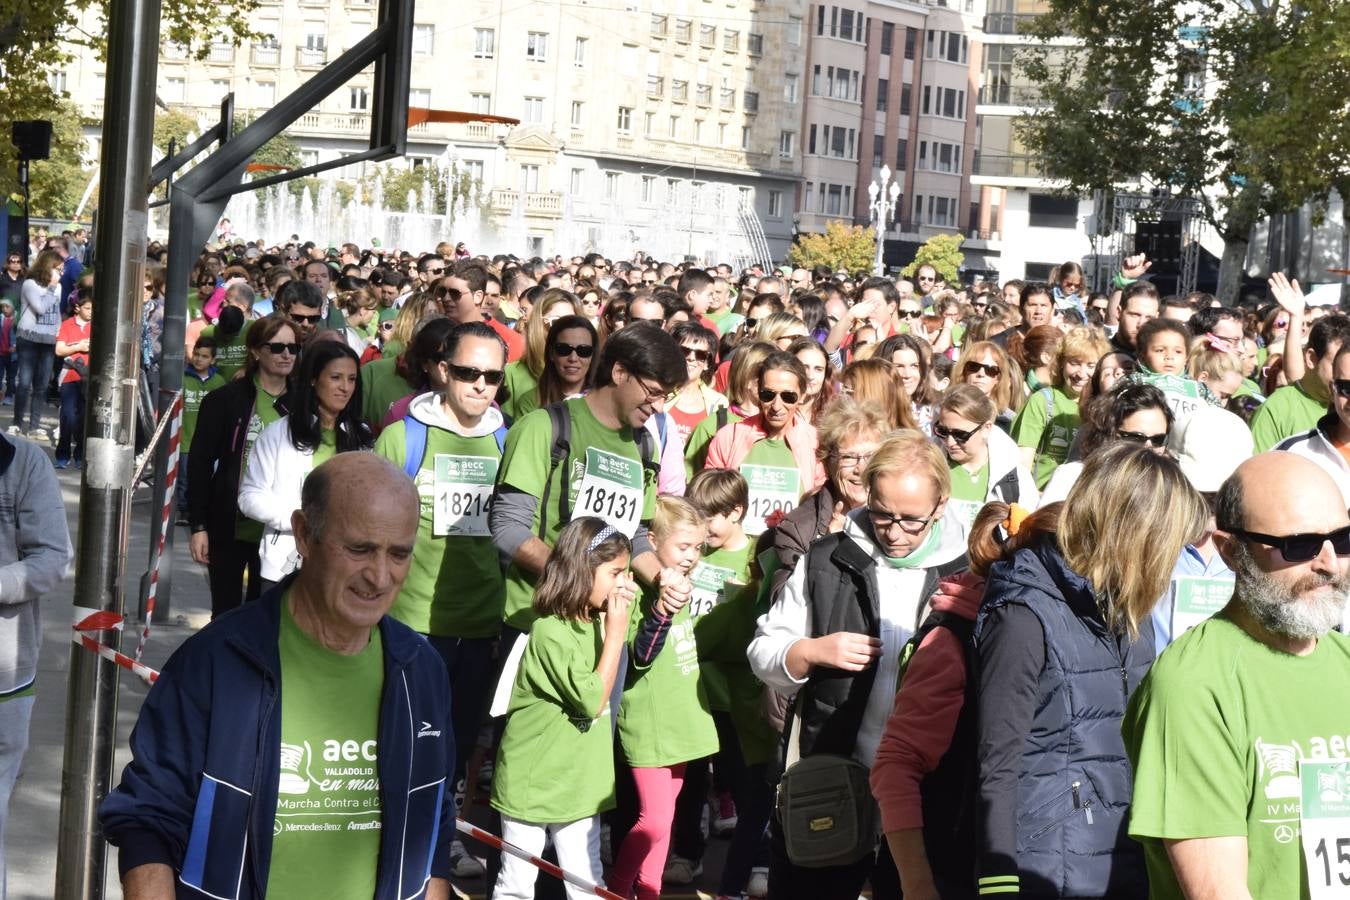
[1170,575,1232,637]
[1138,373,1204,424]
[1300,760,1350,898]
[433,455,498,537]
[690,561,742,618]
[742,463,800,536]
[575,448,644,537]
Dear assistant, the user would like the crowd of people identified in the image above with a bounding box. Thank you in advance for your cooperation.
[54,232,1350,900]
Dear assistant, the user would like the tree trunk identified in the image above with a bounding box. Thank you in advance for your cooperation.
[1217,237,1249,305]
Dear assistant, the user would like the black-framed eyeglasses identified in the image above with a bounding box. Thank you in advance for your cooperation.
[1229,525,1350,563]
[1333,379,1350,399]
[552,341,594,359]
[632,376,668,403]
[264,341,300,356]
[758,388,800,405]
[963,360,1000,378]
[896,310,921,320]
[868,500,941,536]
[682,345,712,363]
[291,313,321,324]
[934,422,980,444]
[446,363,505,386]
[1116,430,1168,448]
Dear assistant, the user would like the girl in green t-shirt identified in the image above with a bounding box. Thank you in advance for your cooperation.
[1011,326,1109,488]
[611,498,719,900]
[490,517,635,898]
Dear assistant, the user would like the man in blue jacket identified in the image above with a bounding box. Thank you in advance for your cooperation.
[101,453,455,900]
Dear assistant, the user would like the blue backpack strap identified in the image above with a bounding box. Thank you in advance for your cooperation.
[494,422,508,454]
[402,415,427,480]
[655,411,668,451]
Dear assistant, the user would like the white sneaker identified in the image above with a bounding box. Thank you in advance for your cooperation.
[747,867,769,897]
[4,425,18,436]
[448,838,484,878]
[28,426,47,442]
[663,855,703,885]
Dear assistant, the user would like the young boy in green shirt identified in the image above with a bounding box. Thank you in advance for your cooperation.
[177,336,226,521]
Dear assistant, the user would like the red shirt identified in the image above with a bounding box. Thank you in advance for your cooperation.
[58,316,90,385]
[486,316,524,363]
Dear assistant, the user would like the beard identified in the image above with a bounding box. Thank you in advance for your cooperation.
[1231,542,1349,640]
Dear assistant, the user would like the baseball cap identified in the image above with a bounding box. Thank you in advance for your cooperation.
[1170,405,1254,493]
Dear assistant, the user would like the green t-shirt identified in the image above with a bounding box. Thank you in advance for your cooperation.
[708,308,745,336]
[491,614,619,822]
[375,419,505,638]
[618,587,720,768]
[497,398,657,631]
[946,459,990,531]
[360,356,416,429]
[685,408,744,480]
[1010,385,1079,489]
[267,598,384,900]
[236,380,285,542]
[312,428,338,467]
[693,582,777,766]
[501,360,540,425]
[689,541,754,711]
[1123,616,1350,900]
[739,437,802,536]
[1250,374,1328,453]
[200,322,251,381]
[182,368,227,453]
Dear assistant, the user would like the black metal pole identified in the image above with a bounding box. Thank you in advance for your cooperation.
[54,0,159,894]
[18,160,29,266]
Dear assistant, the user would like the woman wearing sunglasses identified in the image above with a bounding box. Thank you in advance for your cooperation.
[704,351,824,536]
[186,314,298,618]
[665,321,727,446]
[499,288,578,424]
[238,341,373,592]
[537,315,599,407]
[955,340,1022,432]
[934,385,1038,531]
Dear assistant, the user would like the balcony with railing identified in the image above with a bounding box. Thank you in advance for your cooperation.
[296,46,328,67]
[982,12,1043,35]
[490,189,564,217]
[646,76,664,98]
[208,42,235,63]
[292,110,371,134]
[251,45,281,66]
[972,153,1044,178]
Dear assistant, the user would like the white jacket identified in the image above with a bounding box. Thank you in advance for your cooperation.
[747,509,967,767]
[1275,417,1350,508]
[986,425,1040,507]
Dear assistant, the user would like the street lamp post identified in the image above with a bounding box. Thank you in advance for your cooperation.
[868,164,901,276]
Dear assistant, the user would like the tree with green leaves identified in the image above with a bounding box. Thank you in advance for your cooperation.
[902,233,964,284]
[787,220,876,273]
[1016,0,1350,300]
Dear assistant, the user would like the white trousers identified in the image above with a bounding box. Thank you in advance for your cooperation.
[493,813,604,900]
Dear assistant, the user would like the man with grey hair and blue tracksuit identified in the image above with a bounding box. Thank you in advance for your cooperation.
[101,453,455,899]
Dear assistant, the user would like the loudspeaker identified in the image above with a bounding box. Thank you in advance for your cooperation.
[1134,221,1182,275]
[12,121,52,161]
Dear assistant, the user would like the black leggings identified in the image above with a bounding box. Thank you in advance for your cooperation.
[206,534,261,619]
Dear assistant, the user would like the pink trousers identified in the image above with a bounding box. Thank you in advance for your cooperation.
[608,763,687,900]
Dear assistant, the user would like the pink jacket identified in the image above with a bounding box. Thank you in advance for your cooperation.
[703,413,825,492]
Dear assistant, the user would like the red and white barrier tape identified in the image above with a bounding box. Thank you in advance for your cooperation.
[454,819,625,900]
[136,392,184,662]
[72,608,160,684]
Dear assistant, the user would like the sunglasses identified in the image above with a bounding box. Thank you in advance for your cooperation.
[682,346,712,363]
[917,276,935,283]
[758,388,800,405]
[743,317,758,329]
[1116,430,1168,448]
[896,310,921,320]
[264,342,300,356]
[963,361,1000,378]
[379,321,395,331]
[291,313,321,324]
[446,363,505,386]
[425,266,445,276]
[934,423,980,443]
[1230,525,1350,563]
[552,341,594,359]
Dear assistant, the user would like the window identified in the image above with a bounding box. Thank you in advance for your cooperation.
[666,178,680,204]
[784,73,798,103]
[788,14,802,46]
[210,78,229,97]
[526,31,549,61]
[718,122,727,144]
[739,186,753,209]
[163,76,185,103]
[694,120,704,142]
[779,131,795,159]
[570,168,584,195]
[744,91,759,113]
[675,19,692,41]
[830,127,846,158]
[644,112,655,135]
[747,33,763,55]
[48,71,68,92]
[651,14,667,37]
[881,22,894,55]
[605,172,621,200]
[255,81,276,105]
[900,83,912,115]
[922,85,931,115]
[826,184,844,216]
[1028,194,1079,229]
[768,190,783,217]
[571,100,584,127]
[641,175,656,203]
[672,80,688,102]
[723,29,739,52]
[692,182,704,210]
[700,24,716,48]
[721,77,736,109]
[697,83,712,105]
[938,143,954,173]
[470,92,492,113]
[647,75,664,97]
[621,43,639,77]
[616,106,633,133]
[943,88,957,118]
[913,193,924,224]
[574,37,587,66]
[520,164,540,193]
[741,126,750,150]
[872,133,884,160]
[410,88,431,108]
[875,78,888,112]
[523,96,544,123]
[896,137,908,169]
[804,183,813,212]
[904,27,916,59]
[463,160,484,182]
[350,86,369,110]
[669,115,680,138]
[808,124,817,154]
[412,23,434,55]
[473,28,495,58]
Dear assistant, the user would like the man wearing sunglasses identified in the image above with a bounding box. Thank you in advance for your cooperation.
[1124,452,1350,900]
[748,430,969,899]
[1274,344,1350,507]
[374,321,510,879]
[439,261,523,363]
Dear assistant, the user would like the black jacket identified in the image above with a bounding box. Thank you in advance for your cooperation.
[187,377,292,540]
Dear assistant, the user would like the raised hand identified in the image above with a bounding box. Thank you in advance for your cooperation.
[1267,272,1306,317]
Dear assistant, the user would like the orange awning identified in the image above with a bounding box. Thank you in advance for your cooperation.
[407,108,520,128]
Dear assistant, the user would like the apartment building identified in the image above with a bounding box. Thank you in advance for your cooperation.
[59,0,805,262]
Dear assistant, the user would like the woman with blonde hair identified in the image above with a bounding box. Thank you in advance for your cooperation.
[934,385,1038,530]
[500,287,578,422]
[972,443,1206,899]
[840,358,916,430]
[755,311,810,350]
[954,340,1022,429]
[1010,326,1109,488]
